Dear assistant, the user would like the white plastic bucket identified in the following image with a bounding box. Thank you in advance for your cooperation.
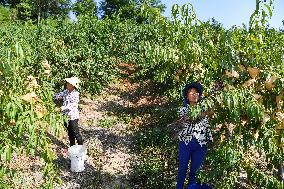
[68,145,87,172]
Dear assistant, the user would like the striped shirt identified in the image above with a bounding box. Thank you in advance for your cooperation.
[54,89,80,120]
[178,106,213,146]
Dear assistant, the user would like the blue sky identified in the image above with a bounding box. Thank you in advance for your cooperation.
[71,0,284,29]
[163,0,284,29]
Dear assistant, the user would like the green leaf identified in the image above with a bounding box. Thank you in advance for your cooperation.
[264,4,273,18]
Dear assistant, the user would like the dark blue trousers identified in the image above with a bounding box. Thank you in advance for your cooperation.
[176,138,207,189]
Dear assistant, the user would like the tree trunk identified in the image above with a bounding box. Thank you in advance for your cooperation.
[37,5,41,25]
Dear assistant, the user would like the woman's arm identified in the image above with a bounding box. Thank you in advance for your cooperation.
[53,91,64,101]
[201,108,214,117]
[201,81,225,117]
[166,107,187,128]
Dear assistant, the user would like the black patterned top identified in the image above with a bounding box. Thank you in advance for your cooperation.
[178,106,213,146]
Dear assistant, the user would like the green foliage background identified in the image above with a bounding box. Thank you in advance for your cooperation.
[0,0,283,188]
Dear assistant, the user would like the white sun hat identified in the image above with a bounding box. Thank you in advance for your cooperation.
[65,76,80,89]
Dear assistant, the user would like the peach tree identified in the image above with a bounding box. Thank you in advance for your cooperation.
[135,1,283,188]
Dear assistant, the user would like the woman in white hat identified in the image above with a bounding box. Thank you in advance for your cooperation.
[54,76,84,147]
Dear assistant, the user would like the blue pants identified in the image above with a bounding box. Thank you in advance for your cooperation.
[176,138,207,189]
